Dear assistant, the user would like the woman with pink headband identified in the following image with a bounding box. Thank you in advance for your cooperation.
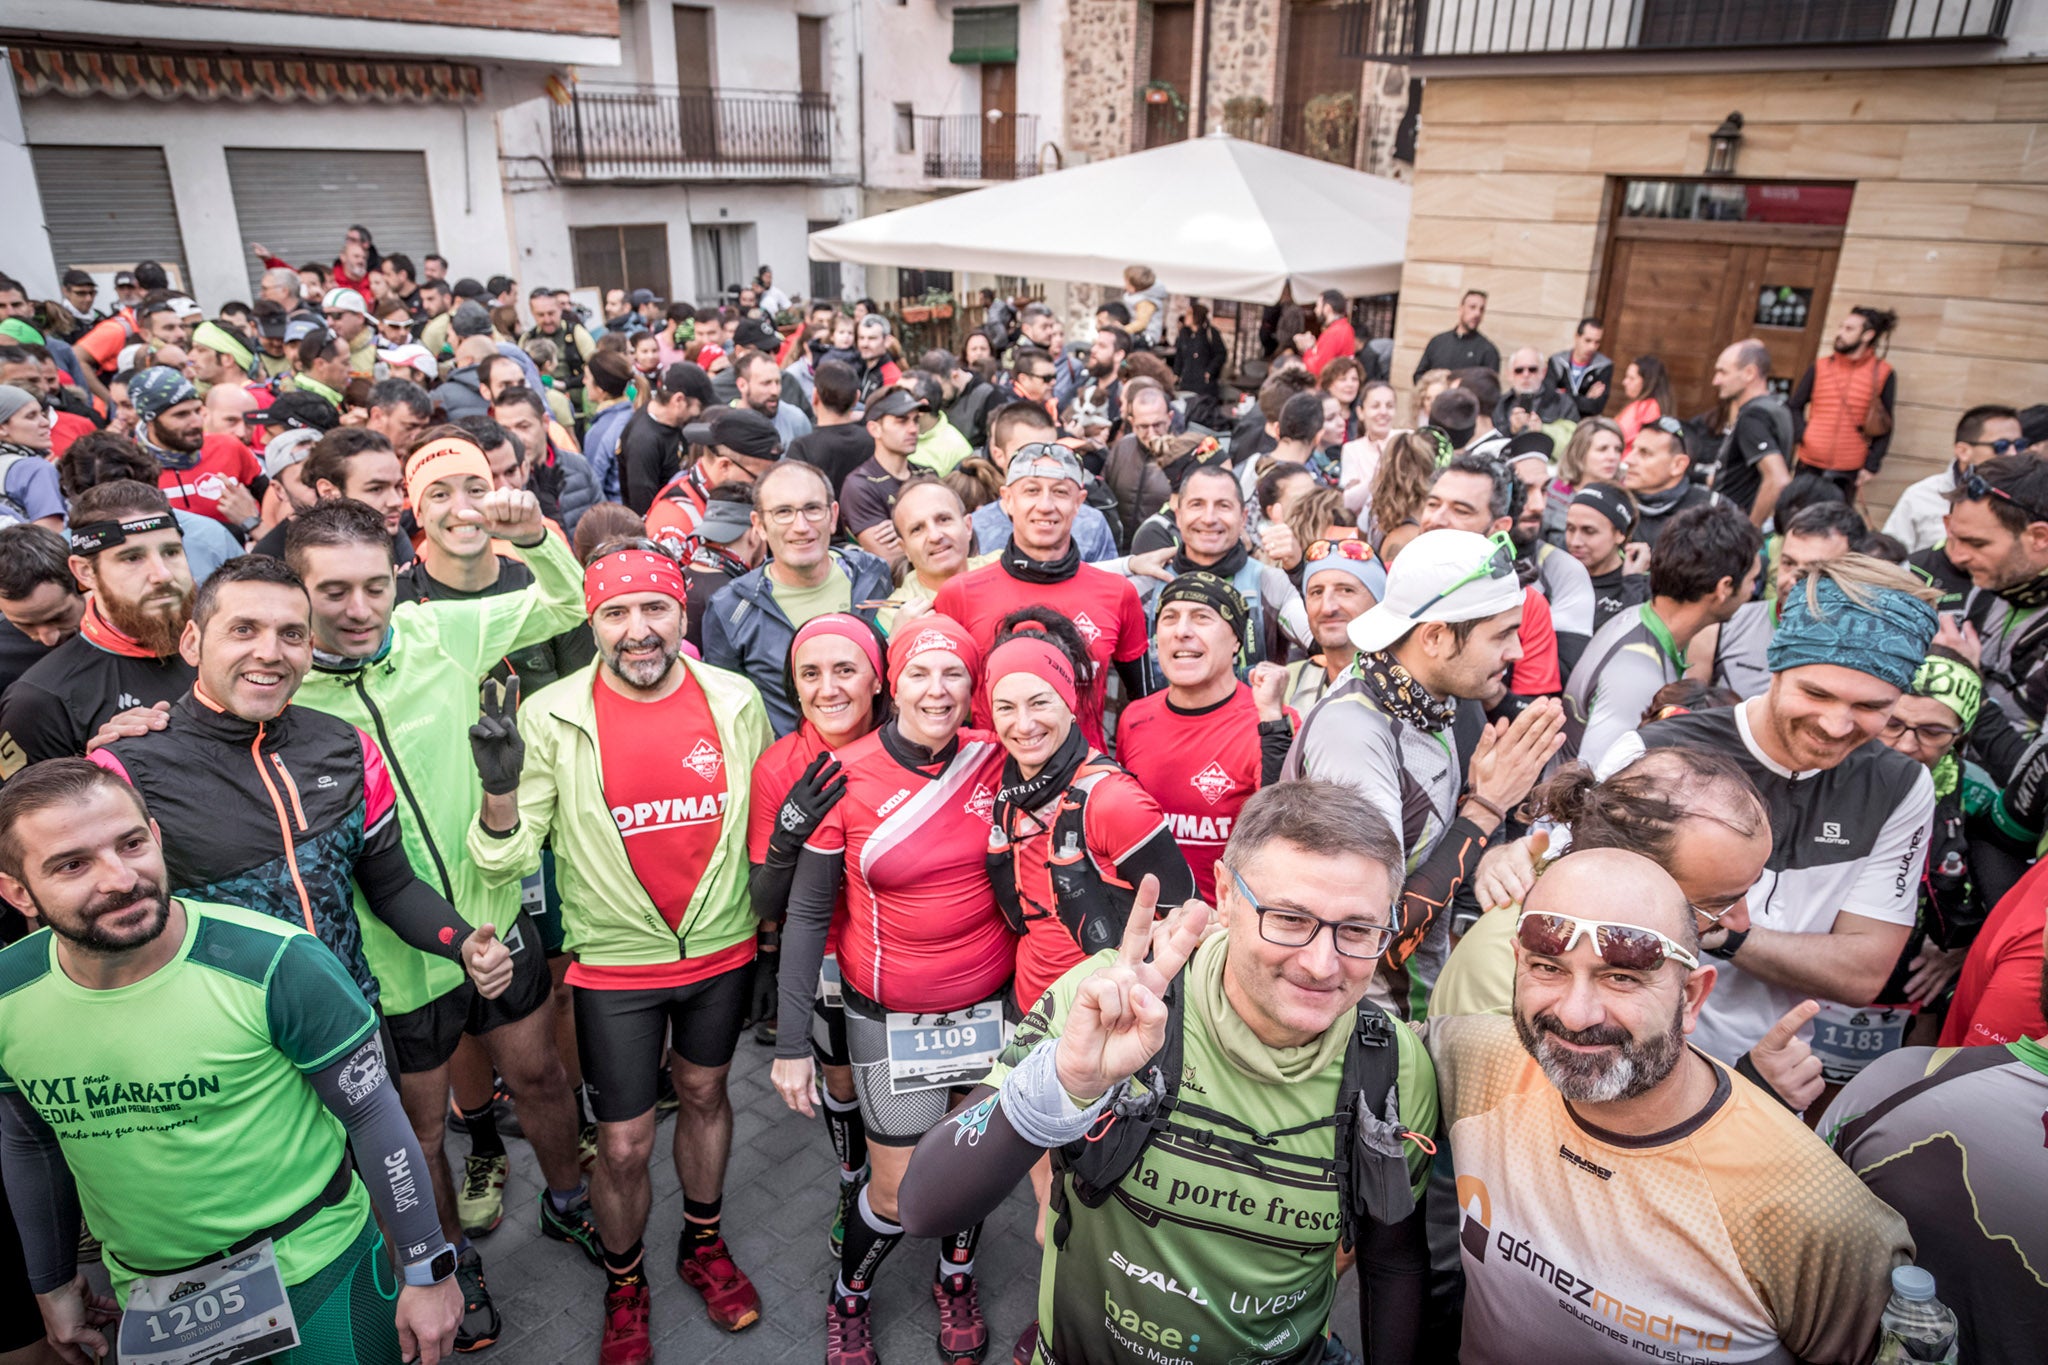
[768,614,1015,1365]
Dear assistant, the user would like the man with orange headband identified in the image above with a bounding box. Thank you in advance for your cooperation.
[470,546,772,1364]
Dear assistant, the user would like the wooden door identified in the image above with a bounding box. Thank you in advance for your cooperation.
[1144,2,1196,149]
[1281,1,1360,162]
[981,62,1017,179]
[674,6,716,157]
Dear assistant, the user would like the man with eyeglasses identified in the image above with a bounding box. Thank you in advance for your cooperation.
[898,780,1441,1365]
[1426,848,1912,1365]
[320,287,377,379]
[703,460,891,735]
[1599,557,1939,1077]
[1884,404,2026,555]
[1619,415,1722,548]
[1496,346,1574,429]
[1940,453,2048,729]
[1284,528,1565,1014]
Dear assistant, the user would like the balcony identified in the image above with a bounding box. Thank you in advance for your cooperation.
[1344,0,2011,60]
[550,85,833,182]
[914,114,1044,181]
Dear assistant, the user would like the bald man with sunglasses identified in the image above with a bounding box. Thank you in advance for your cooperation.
[1426,848,1912,1365]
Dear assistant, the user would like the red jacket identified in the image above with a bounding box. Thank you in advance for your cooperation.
[1302,316,1357,376]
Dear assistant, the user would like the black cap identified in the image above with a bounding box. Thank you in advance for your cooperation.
[248,389,343,433]
[628,288,663,307]
[486,275,516,296]
[864,387,931,421]
[114,270,138,287]
[683,406,783,462]
[252,300,290,338]
[732,316,781,353]
[1502,430,1555,464]
[452,277,486,300]
[61,269,94,289]
[658,362,716,405]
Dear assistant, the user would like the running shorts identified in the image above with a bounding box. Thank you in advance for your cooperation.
[275,1215,399,1365]
[573,962,751,1124]
[843,987,1011,1146]
[383,912,552,1075]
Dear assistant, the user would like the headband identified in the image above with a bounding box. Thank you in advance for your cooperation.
[986,630,1079,715]
[404,436,495,508]
[886,614,981,692]
[1912,654,1983,730]
[583,549,687,617]
[1571,483,1636,534]
[792,612,885,682]
[1157,571,1252,662]
[1767,574,1937,693]
[192,320,254,372]
[70,513,178,556]
[1418,426,1456,468]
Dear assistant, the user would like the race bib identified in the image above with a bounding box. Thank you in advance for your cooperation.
[885,1001,1009,1095]
[1810,1000,1917,1083]
[118,1239,299,1365]
[817,954,843,1008]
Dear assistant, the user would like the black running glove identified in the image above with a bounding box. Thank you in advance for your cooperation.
[468,677,525,797]
[766,751,847,865]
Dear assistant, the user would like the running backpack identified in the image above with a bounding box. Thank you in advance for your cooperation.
[989,756,1137,959]
[0,453,34,525]
[1049,965,1417,1253]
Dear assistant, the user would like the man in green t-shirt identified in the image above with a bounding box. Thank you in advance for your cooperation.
[897,780,1438,1365]
[0,758,462,1364]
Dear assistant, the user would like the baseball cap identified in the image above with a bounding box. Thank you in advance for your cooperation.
[114,270,138,288]
[658,362,716,405]
[252,302,290,339]
[262,427,323,480]
[1004,441,1086,487]
[168,296,204,322]
[61,269,94,290]
[248,389,342,434]
[683,406,783,462]
[1347,529,1523,655]
[627,288,663,307]
[378,342,439,381]
[864,387,930,423]
[451,277,487,300]
[284,317,324,344]
[322,288,370,318]
[732,316,780,353]
[696,496,756,545]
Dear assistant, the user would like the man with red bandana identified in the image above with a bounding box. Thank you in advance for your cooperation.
[470,546,772,1365]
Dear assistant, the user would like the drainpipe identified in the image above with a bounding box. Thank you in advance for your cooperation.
[1195,0,1214,136]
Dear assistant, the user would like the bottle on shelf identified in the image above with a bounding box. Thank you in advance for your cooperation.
[1873,1266,1958,1365]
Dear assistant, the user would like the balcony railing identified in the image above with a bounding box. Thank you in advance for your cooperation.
[1344,0,2011,59]
[551,86,833,181]
[914,114,1043,180]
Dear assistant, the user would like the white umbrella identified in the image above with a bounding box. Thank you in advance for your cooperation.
[809,130,1411,304]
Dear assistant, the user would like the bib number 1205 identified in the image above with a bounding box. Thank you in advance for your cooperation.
[141,1284,247,1339]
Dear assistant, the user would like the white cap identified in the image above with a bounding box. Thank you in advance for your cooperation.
[168,295,204,320]
[1347,529,1523,655]
[262,427,322,479]
[377,342,438,381]
[321,287,370,317]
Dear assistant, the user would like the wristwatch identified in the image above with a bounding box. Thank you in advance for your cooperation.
[403,1244,458,1287]
[1705,926,1749,961]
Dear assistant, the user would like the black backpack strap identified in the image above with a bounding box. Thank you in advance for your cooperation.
[1334,1002,1418,1249]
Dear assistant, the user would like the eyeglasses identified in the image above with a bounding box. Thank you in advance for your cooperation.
[1228,866,1391,960]
[762,501,832,527]
[1510,365,1541,375]
[1960,468,2048,526]
[1684,891,1746,925]
[1407,530,1517,619]
[1969,437,2033,457]
[1515,910,1700,972]
[1881,716,1963,745]
[1304,537,1378,566]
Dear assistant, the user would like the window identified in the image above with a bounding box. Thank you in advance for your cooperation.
[691,223,755,304]
[893,102,916,154]
[897,269,955,299]
[799,16,826,95]
[809,221,843,303]
[572,225,671,302]
[951,5,1019,63]
[1621,179,1853,227]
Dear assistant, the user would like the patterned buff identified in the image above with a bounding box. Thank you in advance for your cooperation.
[1354,650,1459,732]
[1913,654,1984,799]
[583,548,687,618]
[1158,570,1253,665]
[1766,573,1937,692]
[128,365,198,429]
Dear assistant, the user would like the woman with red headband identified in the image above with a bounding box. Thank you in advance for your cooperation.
[770,613,1014,1365]
[746,612,890,1262]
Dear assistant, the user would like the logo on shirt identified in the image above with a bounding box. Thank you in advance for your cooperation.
[1071,610,1103,644]
[1190,760,1236,806]
[612,792,729,833]
[876,788,912,819]
[336,1042,384,1105]
[316,775,338,790]
[681,738,724,782]
[1557,1144,1613,1181]
[1815,821,1850,846]
[964,782,995,822]
[1107,1251,1208,1305]
[117,692,143,711]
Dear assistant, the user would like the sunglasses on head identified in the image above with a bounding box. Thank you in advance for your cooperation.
[1515,910,1699,973]
[1409,530,1517,618]
[1960,469,2048,526]
[1304,537,1377,565]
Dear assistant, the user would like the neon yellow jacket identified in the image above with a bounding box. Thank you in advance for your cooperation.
[468,655,771,967]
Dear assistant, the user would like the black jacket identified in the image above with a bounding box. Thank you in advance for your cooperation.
[0,633,192,779]
[1545,348,1614,418]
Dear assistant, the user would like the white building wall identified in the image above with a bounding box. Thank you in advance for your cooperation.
[0,55,58,299]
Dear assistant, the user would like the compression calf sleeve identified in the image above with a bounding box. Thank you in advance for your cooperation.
[823,1090,868,1176]
[938,1220,981,1278]
[837,1185,902,1296]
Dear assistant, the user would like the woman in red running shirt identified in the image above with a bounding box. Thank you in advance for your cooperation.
[770,614,1013,1365]
[747,612,890,1259]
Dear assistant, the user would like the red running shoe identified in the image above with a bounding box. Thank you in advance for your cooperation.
[676,1238,762,1332]
[1010,1319,1040,1365]
[597,1280,652,1365]
[933,1272,989,1363]
[826,1291,880,1365]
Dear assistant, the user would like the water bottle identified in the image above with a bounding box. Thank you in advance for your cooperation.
[1874,1266,1958,1364]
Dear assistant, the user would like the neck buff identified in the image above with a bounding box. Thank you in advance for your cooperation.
[140,431,204,473]
[996,722,1089,815]
[78,596,161,660]
[1353,649,1458,732]
[2000,568,2048,611]
[312,629,395,672]
[1172,537,1249,583]
[1000,533,1080,585]
[1767,573,1937,692]
[1188,932,1352,1083]
[1633,479,1693,520]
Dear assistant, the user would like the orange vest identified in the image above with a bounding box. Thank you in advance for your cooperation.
[1796,351,1891,472]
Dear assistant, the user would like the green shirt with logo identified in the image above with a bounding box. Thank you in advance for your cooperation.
[985,935,1437,1365]
[0,901,376,1299]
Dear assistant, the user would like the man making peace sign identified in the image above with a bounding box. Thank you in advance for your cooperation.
[898,780,1438,1365]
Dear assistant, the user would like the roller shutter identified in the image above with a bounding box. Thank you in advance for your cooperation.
[30,145,189,286]
[225,148,436,295]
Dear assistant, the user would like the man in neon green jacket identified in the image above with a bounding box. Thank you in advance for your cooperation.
[470,544,772,1362]
[283,463,598,1353]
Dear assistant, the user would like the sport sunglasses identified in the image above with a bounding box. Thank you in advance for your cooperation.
[1407,530,1517,619]
[1960,468,2048,526]
[1515,910,1700,972]
[1304,537,1380,566]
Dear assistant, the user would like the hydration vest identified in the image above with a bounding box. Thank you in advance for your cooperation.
[989,756,1136,960]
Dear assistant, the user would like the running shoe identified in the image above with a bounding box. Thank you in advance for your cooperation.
[458,1153,508,1237]
[597,1279,653,1365]
[676,1237,762,1332]
[539,1188,604,1266]
[578,1122,599,1172]
[454,1246,500,1353]
[825,1290,880,1365]
[932,1271,989,1363]
[829,1173,866,1257]
[1010,1320,1040,1365]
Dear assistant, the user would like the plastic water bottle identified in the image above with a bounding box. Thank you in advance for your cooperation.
[1874,1266,1958,1364]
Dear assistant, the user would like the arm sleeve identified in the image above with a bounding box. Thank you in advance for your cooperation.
[0,1089,81,1293]
[774,846,844,1061]
[305,1037,449,1266]
[1114,655,1151,702]
[896,1085,1047,1237]
[1258,716,1294,788]
[1866,371,1897,469]
[1392,817,1494,969]
[355,831,469,957]
[1106,818,1196,910]
[1357,1202,1429,1365]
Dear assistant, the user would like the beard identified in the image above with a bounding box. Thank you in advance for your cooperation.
[102,580,194,658]
[36,876,172,954]
[1087,357,1114,380]
[151,421,204,454]
[603,633,680,690]
[1514,996,1686,1104]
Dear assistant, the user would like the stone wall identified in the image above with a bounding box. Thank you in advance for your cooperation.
[1062,0,1142,163]
[1202,0,1281,134]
